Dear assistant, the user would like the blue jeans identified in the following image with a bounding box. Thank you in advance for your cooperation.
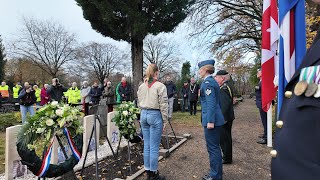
[204,126,223,179]
[20,105,35,124]
[140,109,163,171]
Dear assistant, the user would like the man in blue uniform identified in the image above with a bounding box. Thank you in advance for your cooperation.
[198,60,224,180]
[271,1,320,179]
[255,69,268,144]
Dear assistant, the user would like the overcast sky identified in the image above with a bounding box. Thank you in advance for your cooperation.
[0,0,213,73]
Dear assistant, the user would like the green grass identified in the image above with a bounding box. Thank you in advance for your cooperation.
[171,111,202,127]
[0,132,5,173]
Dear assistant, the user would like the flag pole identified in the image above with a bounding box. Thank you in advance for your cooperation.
[267,104,273,147]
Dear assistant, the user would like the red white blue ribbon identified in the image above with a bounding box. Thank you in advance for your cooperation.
[63,127,81,161]
[36,128,81,177]
[36,140,54,177]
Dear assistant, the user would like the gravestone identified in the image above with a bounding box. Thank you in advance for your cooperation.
[5,125,29,180]
[107,111,120,145]
[82,115,100,156]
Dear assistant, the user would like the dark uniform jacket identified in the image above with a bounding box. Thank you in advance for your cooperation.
[271,30,320,180]
[200,76,224,127]
[220,82,235,122]
[188,83,200,102]
[255,81,262,109]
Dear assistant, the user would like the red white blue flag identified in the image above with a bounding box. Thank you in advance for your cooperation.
[278,0,306,112]
[261,0,279,112]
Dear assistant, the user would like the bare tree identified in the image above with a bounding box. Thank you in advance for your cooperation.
[189,0,262,58]
[11,17,77,78]
[77,42,128,84]
[143,35,181,78]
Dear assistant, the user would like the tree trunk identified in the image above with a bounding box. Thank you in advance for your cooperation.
[131,37,144,99]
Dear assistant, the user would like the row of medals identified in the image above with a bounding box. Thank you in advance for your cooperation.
[294,80,320,97]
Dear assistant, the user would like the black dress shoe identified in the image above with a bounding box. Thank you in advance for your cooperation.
[257,138,267,144]
[258,135,264,138]
[222,159,232,164]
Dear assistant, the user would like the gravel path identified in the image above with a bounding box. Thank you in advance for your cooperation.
[138,98,272,180]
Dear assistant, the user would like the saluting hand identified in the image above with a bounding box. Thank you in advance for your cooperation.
[207,122,215,129]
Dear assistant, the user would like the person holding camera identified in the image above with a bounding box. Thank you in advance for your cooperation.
[47,78,68,102]
[18,82,36,124]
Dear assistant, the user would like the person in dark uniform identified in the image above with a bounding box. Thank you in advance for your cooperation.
[255,69,267,144]
[214,70,235,164]
[180,81,189,112]
[271,1,320,179]
[198,60,224,180]
[188,77,200,115]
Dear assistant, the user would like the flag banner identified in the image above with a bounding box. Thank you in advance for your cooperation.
[278,0,306,113]
[261,0,279,112]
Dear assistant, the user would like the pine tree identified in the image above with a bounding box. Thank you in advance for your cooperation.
[0,35,6,82]
[75,0,194,96]
[177,61,191,89]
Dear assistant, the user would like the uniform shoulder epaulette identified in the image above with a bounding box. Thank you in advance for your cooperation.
[205,81,210,84]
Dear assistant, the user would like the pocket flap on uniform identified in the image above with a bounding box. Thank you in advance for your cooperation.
[295,96,320,108]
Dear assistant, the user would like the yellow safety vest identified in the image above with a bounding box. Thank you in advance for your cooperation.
[65,87,81,104]
[13,86,21,98]
[35,89,41,102]
[0,85,9,98]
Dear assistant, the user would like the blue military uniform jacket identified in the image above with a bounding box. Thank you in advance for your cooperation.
[200,75,224,127]
[271,30,320,180]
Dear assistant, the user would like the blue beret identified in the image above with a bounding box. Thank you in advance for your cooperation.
[198,59,215,69]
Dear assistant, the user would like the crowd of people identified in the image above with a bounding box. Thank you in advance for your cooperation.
[0,77,135,123]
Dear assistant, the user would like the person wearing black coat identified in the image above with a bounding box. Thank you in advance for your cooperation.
[47,78,68,102]
[90,82,103,105]
[215,70,235,164]
[18,82,36,124]
[255,69,267,145]
[271,2,320,178]
[118,77,132,102]
[164,76,176,120]
[188,77,200,115]
[180,81,189,112]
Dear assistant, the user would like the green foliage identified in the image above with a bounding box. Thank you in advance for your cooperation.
[0,113,20,131]
[249,54,261,86]
[18,101,84,153]
[0,35,6,82]
[112,101,140,140]
[181,61,191,82]
[177,61,191,90]
[75,0,195,42]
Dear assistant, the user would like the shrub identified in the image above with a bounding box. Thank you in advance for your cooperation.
[0,113,20,131]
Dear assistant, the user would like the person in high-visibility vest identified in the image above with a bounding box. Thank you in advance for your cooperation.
[0,82,9,102]
[33,85,41,106]
[12,82,22,102]
[65,82,81,105]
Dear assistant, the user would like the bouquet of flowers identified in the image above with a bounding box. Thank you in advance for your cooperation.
[112,101,140,140]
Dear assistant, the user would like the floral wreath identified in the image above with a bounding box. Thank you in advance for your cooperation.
[16,101,84,178]
[112,101,141,143]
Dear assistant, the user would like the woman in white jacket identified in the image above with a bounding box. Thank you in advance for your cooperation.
[137,64,168,180]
